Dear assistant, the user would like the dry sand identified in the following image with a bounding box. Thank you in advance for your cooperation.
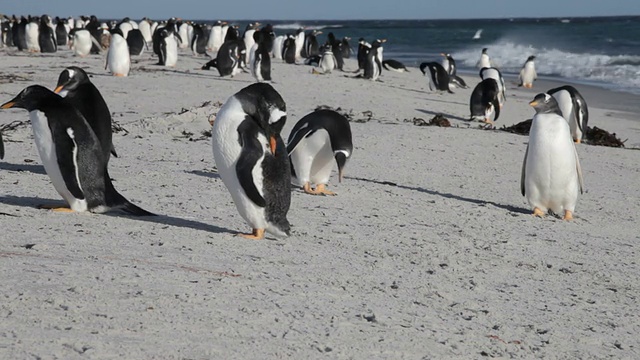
[1,46,639,359]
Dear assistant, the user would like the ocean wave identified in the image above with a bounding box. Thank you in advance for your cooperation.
[272,23,343,31]
[454,40,640,94]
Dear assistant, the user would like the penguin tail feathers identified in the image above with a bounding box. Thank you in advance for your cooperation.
[121,200,156,216]
[104,172,156,216]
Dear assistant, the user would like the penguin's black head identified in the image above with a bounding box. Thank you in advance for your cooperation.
[55,66,90,95]
[1,85,59,112]
[236,83,287,155]
[482,48,488,53]
[334,151,350,183]
[419,62,428,75]
[529,93,562,115]
[527,55,536,61]
[110,27,124,37]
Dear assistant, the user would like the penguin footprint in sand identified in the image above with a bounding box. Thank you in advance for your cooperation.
[1,85,154,216]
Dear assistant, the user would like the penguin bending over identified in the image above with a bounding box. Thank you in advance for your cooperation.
[469,78,501,124]
[382,59,409,72]
[1,86,154,216]
[54,66,118,161]
[546,85,589,143]
[480,67,506,108]
[287,109,353,196]
[519,55,537,88]
[441,53,468,88]
[521,93,584,220]
[211,83,291,240]
[420,62,453,93]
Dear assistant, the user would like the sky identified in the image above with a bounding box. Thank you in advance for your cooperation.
[3,0,640,20]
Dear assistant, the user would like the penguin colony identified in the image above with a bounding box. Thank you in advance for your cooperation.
[0,14,591,241]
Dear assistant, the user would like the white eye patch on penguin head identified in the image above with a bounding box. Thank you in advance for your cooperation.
[544,93,551,103]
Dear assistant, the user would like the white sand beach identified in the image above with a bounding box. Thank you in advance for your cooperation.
[1,47,639,358]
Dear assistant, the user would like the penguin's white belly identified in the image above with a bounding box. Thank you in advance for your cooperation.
[212,98,267,230]
[178,26,189,48]
[290,129,334,186]
[294,34,304,60]
[73,31,92,57]
[273,37,283,59]
[249,44,261,81]
[25,23,40,52]
[320,54,335,73]
[164,36,178,66]
[552,90,581,141]
[521,63,536,84]
[479,55,491,69]
[107,35,130,76]
[140,23,152,43]
[525,115,579,214]
[30,111,88,212]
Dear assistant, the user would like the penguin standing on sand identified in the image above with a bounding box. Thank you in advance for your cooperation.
[341,37,352,59]
[317,44,336,74]
[362,39,385,80]
[282,34,296,64]
[420,62,453,93]
[547,85,589,143]
[139,18,153,44]
[211,83,291,240]
[519,55,537,88]
[469,78,501,124]
[521,93,584,220]
[382,59,409,72]
[356,38,371,72]
[250,29,272,82]
[243,22,260,57]
[70,29,100,57]
[288,109,353,196]
[159,27,180,67]
[327,33,345,71]
[1,86,154,216]
[480,66,506,107]
[441,53,467,88]
[38,15,57,53]
[54,66,118,161]
[294,27,305,62]
[25,17,40,52]
[126,29,146,56]
[13,17,28,51]
[55,17,68,46]
[207,20,225,53]
[106,29,130,77]
[273,35,284,60]
[304,29,322,58]
[190,23,209,57]
[477,48,491,69]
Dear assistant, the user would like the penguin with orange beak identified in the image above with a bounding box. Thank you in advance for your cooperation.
[211,83,291,240]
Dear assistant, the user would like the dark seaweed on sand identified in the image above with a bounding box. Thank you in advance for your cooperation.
[499,119,626,148]
[404,114,451,127]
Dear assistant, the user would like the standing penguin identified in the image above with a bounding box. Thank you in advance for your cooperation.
[159,28,180,67]
[126,28,146,56]
[25,17,41,52]
[13,16,28,51]
[356,38,371,72]
[362,39,385,81]
[547,85,589,143]
[273,35,284,60]
[327,33,345,71]
[521,93,584,220]
[287,109,353,196]
[106,28,130,76]
[70,29,100,57]
[477,48,491,69]
[190,23,209,57]
[250,29,272,82]
[207,20,224,53]
[55,17,68,46]
[38,15,57,53]
[243,22,260,57]
[1,85,154,216]
[139,18,153,44]
[54,66,118,161]
[480,66,506,107]
[211,83,291,240]
[420,62,453,93]
[294,27,305,62]
[519,55,537,88]
[282,34,296,64]
[441,53,468,88]
[341,37,352,59]
[303,29,322,58]
[469,78,501,124]
[317,44,336,74]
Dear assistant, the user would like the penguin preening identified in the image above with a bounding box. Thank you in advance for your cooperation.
[420,62,453,93]
[480,67,506,108]
[521,93,584,220]
[287,109,353,196]
[547,85,589,143]
[519,55,537,88]
[469,78,501,124]
[211,83,291,240]
[441,53,468,88]
[54,66,118,161]
[203,36,243,77]
[382,59,409,73]
[1,85,154,216]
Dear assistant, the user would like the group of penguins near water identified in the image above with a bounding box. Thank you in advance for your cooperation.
[0,15,588,239]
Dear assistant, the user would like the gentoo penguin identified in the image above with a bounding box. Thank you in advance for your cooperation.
[469,78,501,124]
[303,29,322,58]
[207,20,225,53]
[1,85,154,216]
[521,93,584,220]
[341,37,352,59]
[55,66,118,161]
[159,27,180,67]
[126,29,145,56]
[356,38,371,72]
[70,29,100,57]
[55,17,68,46]
[304,55,321,67]
[547,85,589,143]
[362,39,386,80]
[177,21,190,49]
[1,20,13,47]
[480,66,506,107]
[282,34,296,64]
[139,18,153,44]
[38,15,57,53]
[294,27,305,62]
[273,35,284,60]
[106,28,130,76]
[287,109,353,196]
[204,39,241,77]
[477,48,491,69]
[382,59,409,72]
[518,55,537,88]
[118,17,133,39]
[211,83,291,239]
[250,29,272,82]
[223,25,247,69]
[243,22,260,57]
[441,53,468,88]
[327,33,345,71]
[190,23,209,57]
[25,17,40,52]
[13,16,28,51]
[318,44,336,74]
[420,62,453,93]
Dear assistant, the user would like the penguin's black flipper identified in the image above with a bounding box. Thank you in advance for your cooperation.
[0,132,4,160]
[452,75,468,88]
[110,144,118,158]
[104,170,156,216]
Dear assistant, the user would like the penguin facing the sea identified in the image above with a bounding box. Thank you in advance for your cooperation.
[469,78,501,124]
[1,85,154,216]
[547,85,589,143]
[211,83,291,240]
[521,93,584,220]
[287,109,353,196]
[105,28,130,77]
[126,29,146,56]
[356,38,371,72]
[420,62,453,93]
[519,55,537,88]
